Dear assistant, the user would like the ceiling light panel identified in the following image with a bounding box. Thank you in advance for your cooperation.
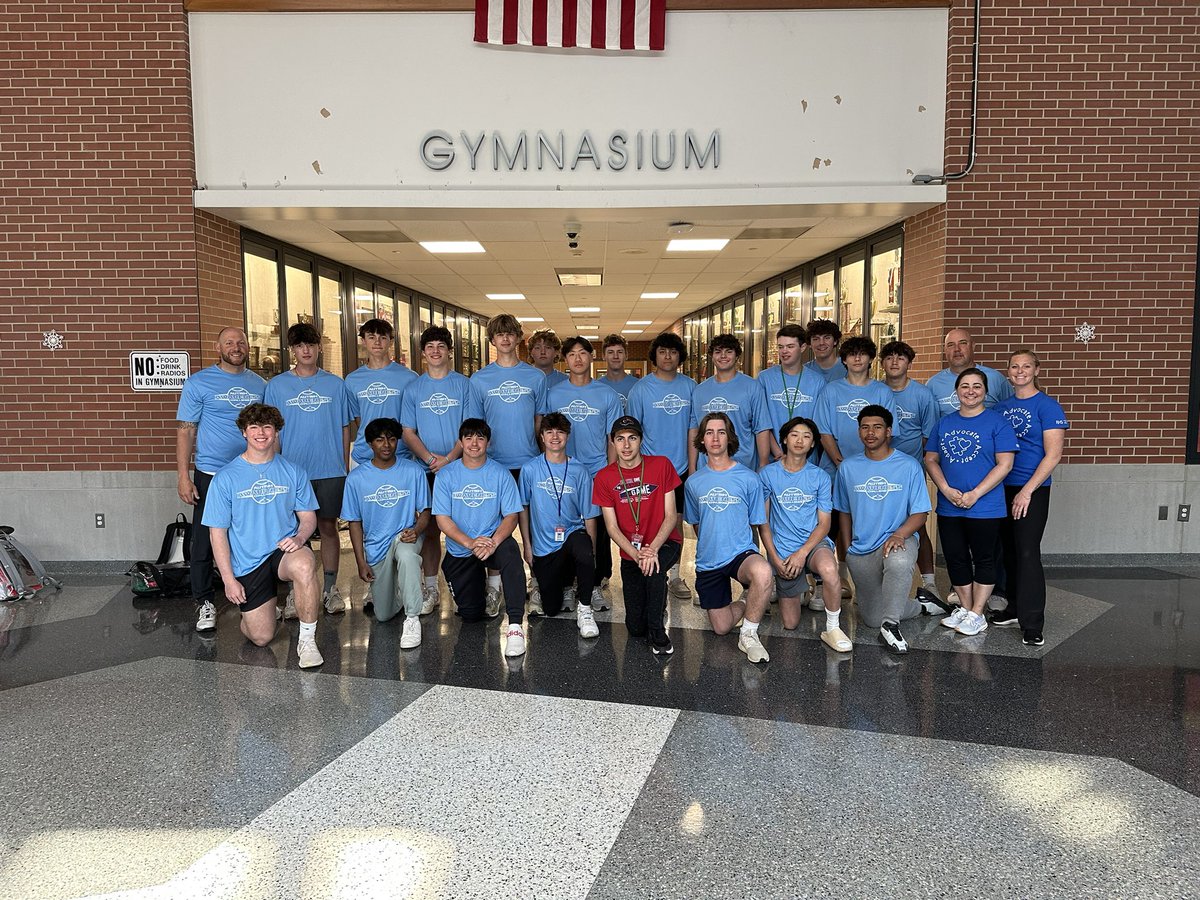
[666,238,730,252]
[420,241,485,254]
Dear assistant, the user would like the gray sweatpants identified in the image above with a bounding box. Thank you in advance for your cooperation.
[370,533,424,623]
[847,535,922,628]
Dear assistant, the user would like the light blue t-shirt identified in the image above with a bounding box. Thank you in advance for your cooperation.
[995,392,1069,488]
[177,366,267,474]
[340,458,430,566]
[929,409,1020,518]
[690,373,770,471]
[626,372,697,476]
[805,359,847,384]
[547,379,623,476]
[684,463,767,572]
[518,455,598,559]
[833,451,932,556]
[542,369,569,389]
[925,364,1015,418]
[432,458,523,558]
[401,371,484,458]
[889,380,940,460]
[814,379,898,462]
[346,361,418,464]
[759,460,833,558]
[757,365,827,440]
[264,369,353,480]
[602,373,640,410]
[201,455,318,577]
[471,361,548,470]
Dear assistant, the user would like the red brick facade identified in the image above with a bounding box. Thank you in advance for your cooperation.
[196,210,244,366]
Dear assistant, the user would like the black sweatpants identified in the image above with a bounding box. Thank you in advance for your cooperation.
[937,515,1003,587]
[532,529,595,617]
[442,537,527,623]
[594,512,613,582]
[621,540,681,639]
[189,469,214,604]
[1001,485,1051,634]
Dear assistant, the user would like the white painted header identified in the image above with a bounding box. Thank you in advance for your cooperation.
[191,9,947,204]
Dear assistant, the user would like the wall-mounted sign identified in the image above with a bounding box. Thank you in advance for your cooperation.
[130,351,189,391]
[420,129,719,173]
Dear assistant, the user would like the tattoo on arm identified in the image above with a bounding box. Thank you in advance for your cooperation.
[177,421,197,431]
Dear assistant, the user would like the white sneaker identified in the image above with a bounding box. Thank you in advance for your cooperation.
[324,585,345,615]
[196,600,217,632]
[504,623,526,657]
[668,576,693,600]
[955,611,989,636]
[738,630,770,663]
[485,584,503,618]
[420,584,439,615]
[283,590,297,620]
[880,621,909,654]
[297,638,324,668]
[806,590,825,612]
[941,606,970,629]
[561,585,577,612]
[577,604,599,639]
[528,583,545,617]
[400,616,422,649]
[590,586,611,612]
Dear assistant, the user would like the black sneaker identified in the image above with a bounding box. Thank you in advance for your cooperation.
[915,587,952,616]
[650,630,674,656]
[1022,631,1044,646]
[879,621,909,654]
[990,606,1019,628]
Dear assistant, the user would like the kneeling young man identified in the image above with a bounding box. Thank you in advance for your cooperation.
[684,412,775,664]
[519,413,600,637]
[203,403,324,668]
[833,405,946,654]
[758,417,850,652]
[433,418,529,656]
[341,417,431,649]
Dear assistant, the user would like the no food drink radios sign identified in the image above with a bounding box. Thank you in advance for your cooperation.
[130,351,190,392]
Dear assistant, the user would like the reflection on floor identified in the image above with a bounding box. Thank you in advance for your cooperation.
[2,537,1200,898]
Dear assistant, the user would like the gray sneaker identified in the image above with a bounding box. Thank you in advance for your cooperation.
[283,589,298,620]
[528,582,545,617]
[323,585,345,615]
[297,638,324,668]
[196,600,217,632]
[668,576,693,600]
[485,585,503,618]
[737,630,770,664]
[561,585,576,612]
[420,584,439,615]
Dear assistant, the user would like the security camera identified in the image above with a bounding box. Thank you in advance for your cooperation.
[568,241,579,249]
[565,222,581,240]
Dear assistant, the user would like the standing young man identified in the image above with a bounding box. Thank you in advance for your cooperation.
[518,413,600,637]
[627,332,696,602]
[433,419,529,657]
[925,327,1014,418]
[346,317,418,466]
[402,326,484,614]
[601,334,639,410]
[593,416,683,655]
[341,417,430,649]
[528,328,569,389]
[804,319,848,384]
[547,336,622,607]
[202,403,324,668]
[688,334,771,474]
[758,323,827,462]
[685,412,775,664]
[176,326,267,634]
[833,406,946,654]
[265,322,354,616]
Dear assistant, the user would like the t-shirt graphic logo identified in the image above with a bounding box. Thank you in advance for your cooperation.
[777,486,814,511]
[286,390,333,413]
[703,397,739,414]
[489,380,532,403]
[896,403,916,422]
[236,479,289,505]
[452,483,496,508]
[770,388,813,408]
[537,476,575,497]
[699,487,742,512]
[616,482,659,502]
[939,392,961,411]
[1002,407,1032,438]
[364,485,411,509]
[853,477,904,501]
[215,386,260,409]
[560,399,600,422]
[940,430,981,463]
[836,397,870,420]
[359,382,402,405]
[653,394,688,415]
[420,393,460,416]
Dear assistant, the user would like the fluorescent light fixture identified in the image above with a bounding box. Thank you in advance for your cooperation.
[420,241,485,254]
[666,238,729,252]
[581,334,600,340]
[569,306,601,313]
[626,320,653,326]
[621,329,644,334]
[557,270,603,287]
[640,292,679,300]
[515,316,544,323]
[487,293,526,300]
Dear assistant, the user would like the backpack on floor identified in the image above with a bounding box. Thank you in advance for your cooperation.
[129,561,191,598]
[157,513,191,565]
[0,526,64,602]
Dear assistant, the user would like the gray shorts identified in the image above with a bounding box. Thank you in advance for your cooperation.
[312,476,346,520]
[774,537,835,598]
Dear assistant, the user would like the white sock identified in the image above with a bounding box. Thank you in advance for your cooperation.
[487,574,501,591]
[740,620,759,636]
[424,575,437,591]
[825,609,840,631]
[922,573,937,588]
[298,621,316,641]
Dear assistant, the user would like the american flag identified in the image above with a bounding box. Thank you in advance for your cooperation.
[475,0,666,52]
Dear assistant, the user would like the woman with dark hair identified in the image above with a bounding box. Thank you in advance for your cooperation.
[924,368,1018,638]
[994,348,1069,647]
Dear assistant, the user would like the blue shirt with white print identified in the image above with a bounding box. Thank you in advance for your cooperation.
[346,361,418,464]
[833,450,931,556]
[889,379,940,460]
[813,379,898,463]
[759,460,833,558]
[340,457,430,567]
[690,373,770,471]
[757,364,827,439]
[804,358,847,384]
[518,455,598,559]
[627,372,697,476]
[401,371,484,458]
[928,409,1020,518]
[684,463,767,572]
[995,391,1070,488]
[471,361,548,470]
[547,379,623,476]
[265,369,354,480]
[177,366,267,474]
[925,364,1014,418]
[432,458,523,558]
[602,373,640,410]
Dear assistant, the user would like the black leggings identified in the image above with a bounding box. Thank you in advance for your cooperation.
[442,537,527,623]
[532,530,595,617]
[1001,485,1051,633]
[594,512,613,582]
[937,515,1003,587]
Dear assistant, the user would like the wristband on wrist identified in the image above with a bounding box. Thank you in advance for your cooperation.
[427,455,437,466]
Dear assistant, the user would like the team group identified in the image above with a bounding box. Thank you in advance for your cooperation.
[175,313,1068,668]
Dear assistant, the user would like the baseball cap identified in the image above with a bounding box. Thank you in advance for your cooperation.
[609,415,643,439]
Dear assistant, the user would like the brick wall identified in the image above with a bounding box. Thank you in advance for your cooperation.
[196,210,243,365]
[902,205,947,382]
[934,0,1200,464]
[0,1,197,472]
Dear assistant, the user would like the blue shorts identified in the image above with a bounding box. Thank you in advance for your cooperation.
[696,549,762,610]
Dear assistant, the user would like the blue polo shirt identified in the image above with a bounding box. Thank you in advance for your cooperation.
[690,373,770,471]
[471,361,548,470]
[346,361,418,464]
[401,371,484,458]
[684,462,767,572]
[759,460,833,557]
[177,366,267,474]
[546,379,623,475]
[265,369,354,480]
[432,458,523,558]
[627,372,697,476]
[833,451,931,556]
[925,364,1014,418]
[518,455,598,558]
[340,458,430,566]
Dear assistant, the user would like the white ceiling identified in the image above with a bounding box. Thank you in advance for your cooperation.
[219,200,940,338]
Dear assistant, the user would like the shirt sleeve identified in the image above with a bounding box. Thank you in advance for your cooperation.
[518,462,533,506]
[346,375,361,419]
[750,379,771,434]
[813,388,833,434]
[340,473,361,521]
[580,470,599,519]
[534,372,550,416]
[432,470,452,516]
[906,459,933,514]
[604,390,621,434]
[919,389,939,439]
[291,466,319,512]
[747,473,767,525]
[662,462,682,493]
[176,376,203,422]
[465,379,484,420]
[627,382,645,422]
[1043,396,1070,430]
[264,377,283,410]
[684,479,699,525]
[200,470,233,528]
[401,381,417,430]
[499,468,523,516]
[336,378,354,426]
[592,469,613,508]
[993,415,1020,453]
[414,466,432,511]
[832,465,850,513]
[816,469,833,514]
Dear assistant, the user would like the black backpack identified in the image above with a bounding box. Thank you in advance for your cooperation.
[156,513,192,565]
[128,515,192,599]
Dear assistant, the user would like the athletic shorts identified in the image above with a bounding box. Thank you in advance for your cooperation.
[696,549,761,610]
[311,477,346,520]
[238,548,286,612]
[775,537,835,597]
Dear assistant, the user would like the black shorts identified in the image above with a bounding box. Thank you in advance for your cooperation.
[696,549,761,610]
[238,548,286,612]
[673,470,688,516]
[311,477,346,520]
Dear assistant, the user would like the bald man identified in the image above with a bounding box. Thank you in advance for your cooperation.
[925,328,1014,418]
[177,326,268,635]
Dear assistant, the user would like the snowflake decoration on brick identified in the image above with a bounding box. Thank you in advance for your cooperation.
[1074,322,1096,345]
[41,330,65,351]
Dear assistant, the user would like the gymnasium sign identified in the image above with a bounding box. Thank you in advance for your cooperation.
[130,351,190,392]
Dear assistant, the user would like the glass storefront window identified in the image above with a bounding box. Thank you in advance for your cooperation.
[869,243,902,356]
[784,275,804,327]
[721,305,733,337]
[243,242,281,379]
[354,281,375,367]
[765,283,782,370]
[396,295,412,368]
[749,289,764,375]
[318,267,345,377]
[838,255,865,340]
[812,266,836,330]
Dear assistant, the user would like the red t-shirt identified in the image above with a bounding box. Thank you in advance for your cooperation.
[592,454,683,560]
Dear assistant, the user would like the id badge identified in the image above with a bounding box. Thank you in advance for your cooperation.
[631,532,644,550]
[554,526,566,543]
